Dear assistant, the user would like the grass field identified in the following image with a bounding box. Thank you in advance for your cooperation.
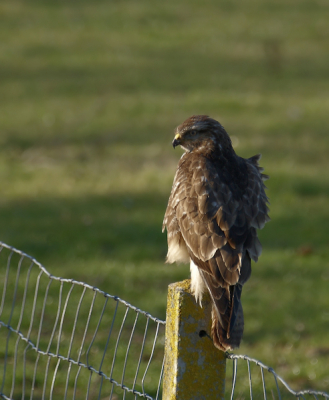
[0,0,329,396]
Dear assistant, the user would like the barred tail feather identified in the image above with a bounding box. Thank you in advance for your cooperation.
[211,300,244,351]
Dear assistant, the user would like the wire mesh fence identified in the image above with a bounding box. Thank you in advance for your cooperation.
[226,354,329,400]
[0,241,328,400]
[0,242,165,400]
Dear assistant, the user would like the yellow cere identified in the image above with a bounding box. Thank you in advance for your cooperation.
[174,133,181,140]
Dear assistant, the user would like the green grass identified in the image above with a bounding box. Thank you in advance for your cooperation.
[0,0,329,397]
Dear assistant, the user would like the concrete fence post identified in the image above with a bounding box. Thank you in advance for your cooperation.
[163,279,226,400]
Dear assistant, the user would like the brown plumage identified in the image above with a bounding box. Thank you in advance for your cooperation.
[162,115,270,351]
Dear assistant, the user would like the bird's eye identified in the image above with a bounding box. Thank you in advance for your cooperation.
[190,130,197,136]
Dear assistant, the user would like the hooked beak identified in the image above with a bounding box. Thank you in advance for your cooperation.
[172,133,181,149]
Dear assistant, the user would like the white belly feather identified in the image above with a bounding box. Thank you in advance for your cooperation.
[166,240,189,264]
[190,259,206,306]
[166,239,205,306]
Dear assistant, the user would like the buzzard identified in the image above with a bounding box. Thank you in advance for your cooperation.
[162,115,270,351]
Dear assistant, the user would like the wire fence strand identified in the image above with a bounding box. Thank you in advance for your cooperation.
[226,353,329,400]
[0,241,328,400]
[0,242,165,400]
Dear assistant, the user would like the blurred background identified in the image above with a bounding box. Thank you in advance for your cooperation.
[0,0,329,392]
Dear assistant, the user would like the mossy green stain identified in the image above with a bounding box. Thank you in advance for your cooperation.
[163,280,226,400]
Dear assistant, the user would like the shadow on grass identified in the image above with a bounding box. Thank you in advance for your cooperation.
[0,192,169,266]
[0,190,328,352]
[1,186,328,263]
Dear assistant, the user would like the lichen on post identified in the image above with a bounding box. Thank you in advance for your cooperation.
[163,279,226,400]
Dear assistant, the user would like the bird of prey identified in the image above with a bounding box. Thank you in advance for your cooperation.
[162,115,270,351]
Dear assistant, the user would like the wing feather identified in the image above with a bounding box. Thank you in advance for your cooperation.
[163,149,269,350]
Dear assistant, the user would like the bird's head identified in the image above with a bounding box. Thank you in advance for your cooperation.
[172,115,233,154]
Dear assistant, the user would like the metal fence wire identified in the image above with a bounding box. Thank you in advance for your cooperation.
[0,241,328,400]
[226,354,329,400]
[0,242,165,400]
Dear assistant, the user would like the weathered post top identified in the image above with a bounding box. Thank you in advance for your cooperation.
[163,279,226,400]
